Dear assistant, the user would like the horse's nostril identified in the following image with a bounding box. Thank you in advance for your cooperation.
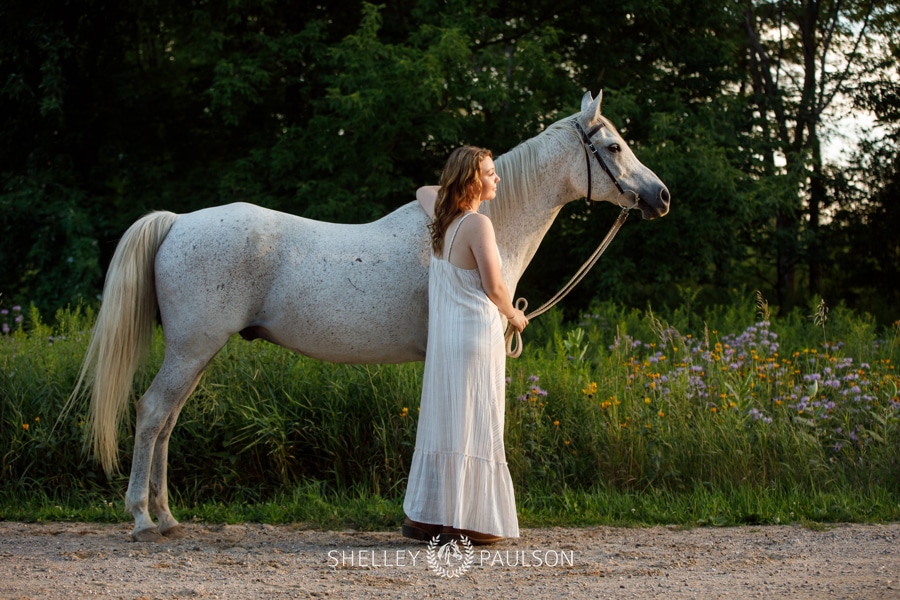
[660,187,671,206]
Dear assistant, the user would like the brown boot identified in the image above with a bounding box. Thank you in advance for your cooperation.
[439,525,505,546]
[401,517,442,542]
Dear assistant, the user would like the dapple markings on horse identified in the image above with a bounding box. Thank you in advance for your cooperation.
[70,91,670,541]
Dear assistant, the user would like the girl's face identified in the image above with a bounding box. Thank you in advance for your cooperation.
[477,156,500,201]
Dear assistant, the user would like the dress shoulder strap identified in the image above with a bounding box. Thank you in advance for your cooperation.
[446,211,475,258]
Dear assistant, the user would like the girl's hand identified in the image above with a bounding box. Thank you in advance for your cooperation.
[507,309,528,333]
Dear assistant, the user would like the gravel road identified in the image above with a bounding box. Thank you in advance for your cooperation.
[0,521,898,599]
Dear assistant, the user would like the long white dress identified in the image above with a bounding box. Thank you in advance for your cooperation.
[403,212,519,538]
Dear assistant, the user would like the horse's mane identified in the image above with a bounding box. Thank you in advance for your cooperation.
[482,115,619,223]
[484,115,582,225]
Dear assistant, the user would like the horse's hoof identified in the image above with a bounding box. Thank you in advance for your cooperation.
[131,527,164,542]
[160,524,187,539]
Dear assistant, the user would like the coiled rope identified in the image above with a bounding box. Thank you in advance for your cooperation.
[504,206,631,357]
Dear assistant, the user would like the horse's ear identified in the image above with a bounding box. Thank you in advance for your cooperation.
[580,90,604,123]
[580,91,594,112]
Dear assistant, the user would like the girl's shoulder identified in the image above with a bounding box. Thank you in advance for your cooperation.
[462,211,492,229]
[455,212,495,243]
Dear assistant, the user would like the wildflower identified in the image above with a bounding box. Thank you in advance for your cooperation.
[22,423,29,431]
[528,375,540,382]
[564,440,570,446]
[400,407,409,418]
[644,397,651,404]
[553,420,560,427]
[658,410,665,418]
[582,382,598,396]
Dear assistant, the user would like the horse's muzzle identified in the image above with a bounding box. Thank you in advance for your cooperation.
[638,186,671,220]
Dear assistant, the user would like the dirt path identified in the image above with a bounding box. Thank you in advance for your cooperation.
[0,521,898,599]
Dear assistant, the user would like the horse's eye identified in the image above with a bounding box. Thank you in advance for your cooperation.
[608,143,621,153]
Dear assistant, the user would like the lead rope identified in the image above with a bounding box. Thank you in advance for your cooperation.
[504,206,631,358]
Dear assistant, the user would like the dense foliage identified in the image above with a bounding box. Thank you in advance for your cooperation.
[2,0,899,322]
[2,299,898,514]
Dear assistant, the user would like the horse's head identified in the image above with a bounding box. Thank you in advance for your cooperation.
[573,91,670,220]
[437,539,463,562]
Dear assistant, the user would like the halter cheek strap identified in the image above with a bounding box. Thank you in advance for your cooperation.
[574,119,627,203]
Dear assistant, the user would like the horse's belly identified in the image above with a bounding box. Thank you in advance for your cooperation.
[261,263,429,363]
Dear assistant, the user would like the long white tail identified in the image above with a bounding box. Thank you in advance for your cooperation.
[69,211,179,474]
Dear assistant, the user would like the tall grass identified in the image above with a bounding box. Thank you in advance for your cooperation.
[506,296,899,498]
[1,294,898,525]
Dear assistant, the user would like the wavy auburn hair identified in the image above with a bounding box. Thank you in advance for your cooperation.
[428,145,493,255]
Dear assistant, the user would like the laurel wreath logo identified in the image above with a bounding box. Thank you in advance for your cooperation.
[425,534,474,578]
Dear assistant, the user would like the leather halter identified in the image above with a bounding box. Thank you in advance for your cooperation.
[505,122,641,358]
[573,119,628,203]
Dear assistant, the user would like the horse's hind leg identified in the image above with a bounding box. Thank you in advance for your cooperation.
[125,354,208,542]
[148,398,194,539]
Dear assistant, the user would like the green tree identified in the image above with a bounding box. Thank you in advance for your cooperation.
[738,0,899,310]
[3,0,898,323]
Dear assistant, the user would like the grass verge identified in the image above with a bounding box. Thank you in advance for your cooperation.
[2,481,898,530]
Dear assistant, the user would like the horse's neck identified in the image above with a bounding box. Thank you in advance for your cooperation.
[488,131,572,293]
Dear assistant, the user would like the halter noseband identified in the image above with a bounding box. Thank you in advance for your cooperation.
[573,119,637,208]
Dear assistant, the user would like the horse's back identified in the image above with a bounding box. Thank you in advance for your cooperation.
[154,202,433,363]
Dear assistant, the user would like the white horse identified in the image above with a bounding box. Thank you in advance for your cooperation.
[72,91,669,541]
